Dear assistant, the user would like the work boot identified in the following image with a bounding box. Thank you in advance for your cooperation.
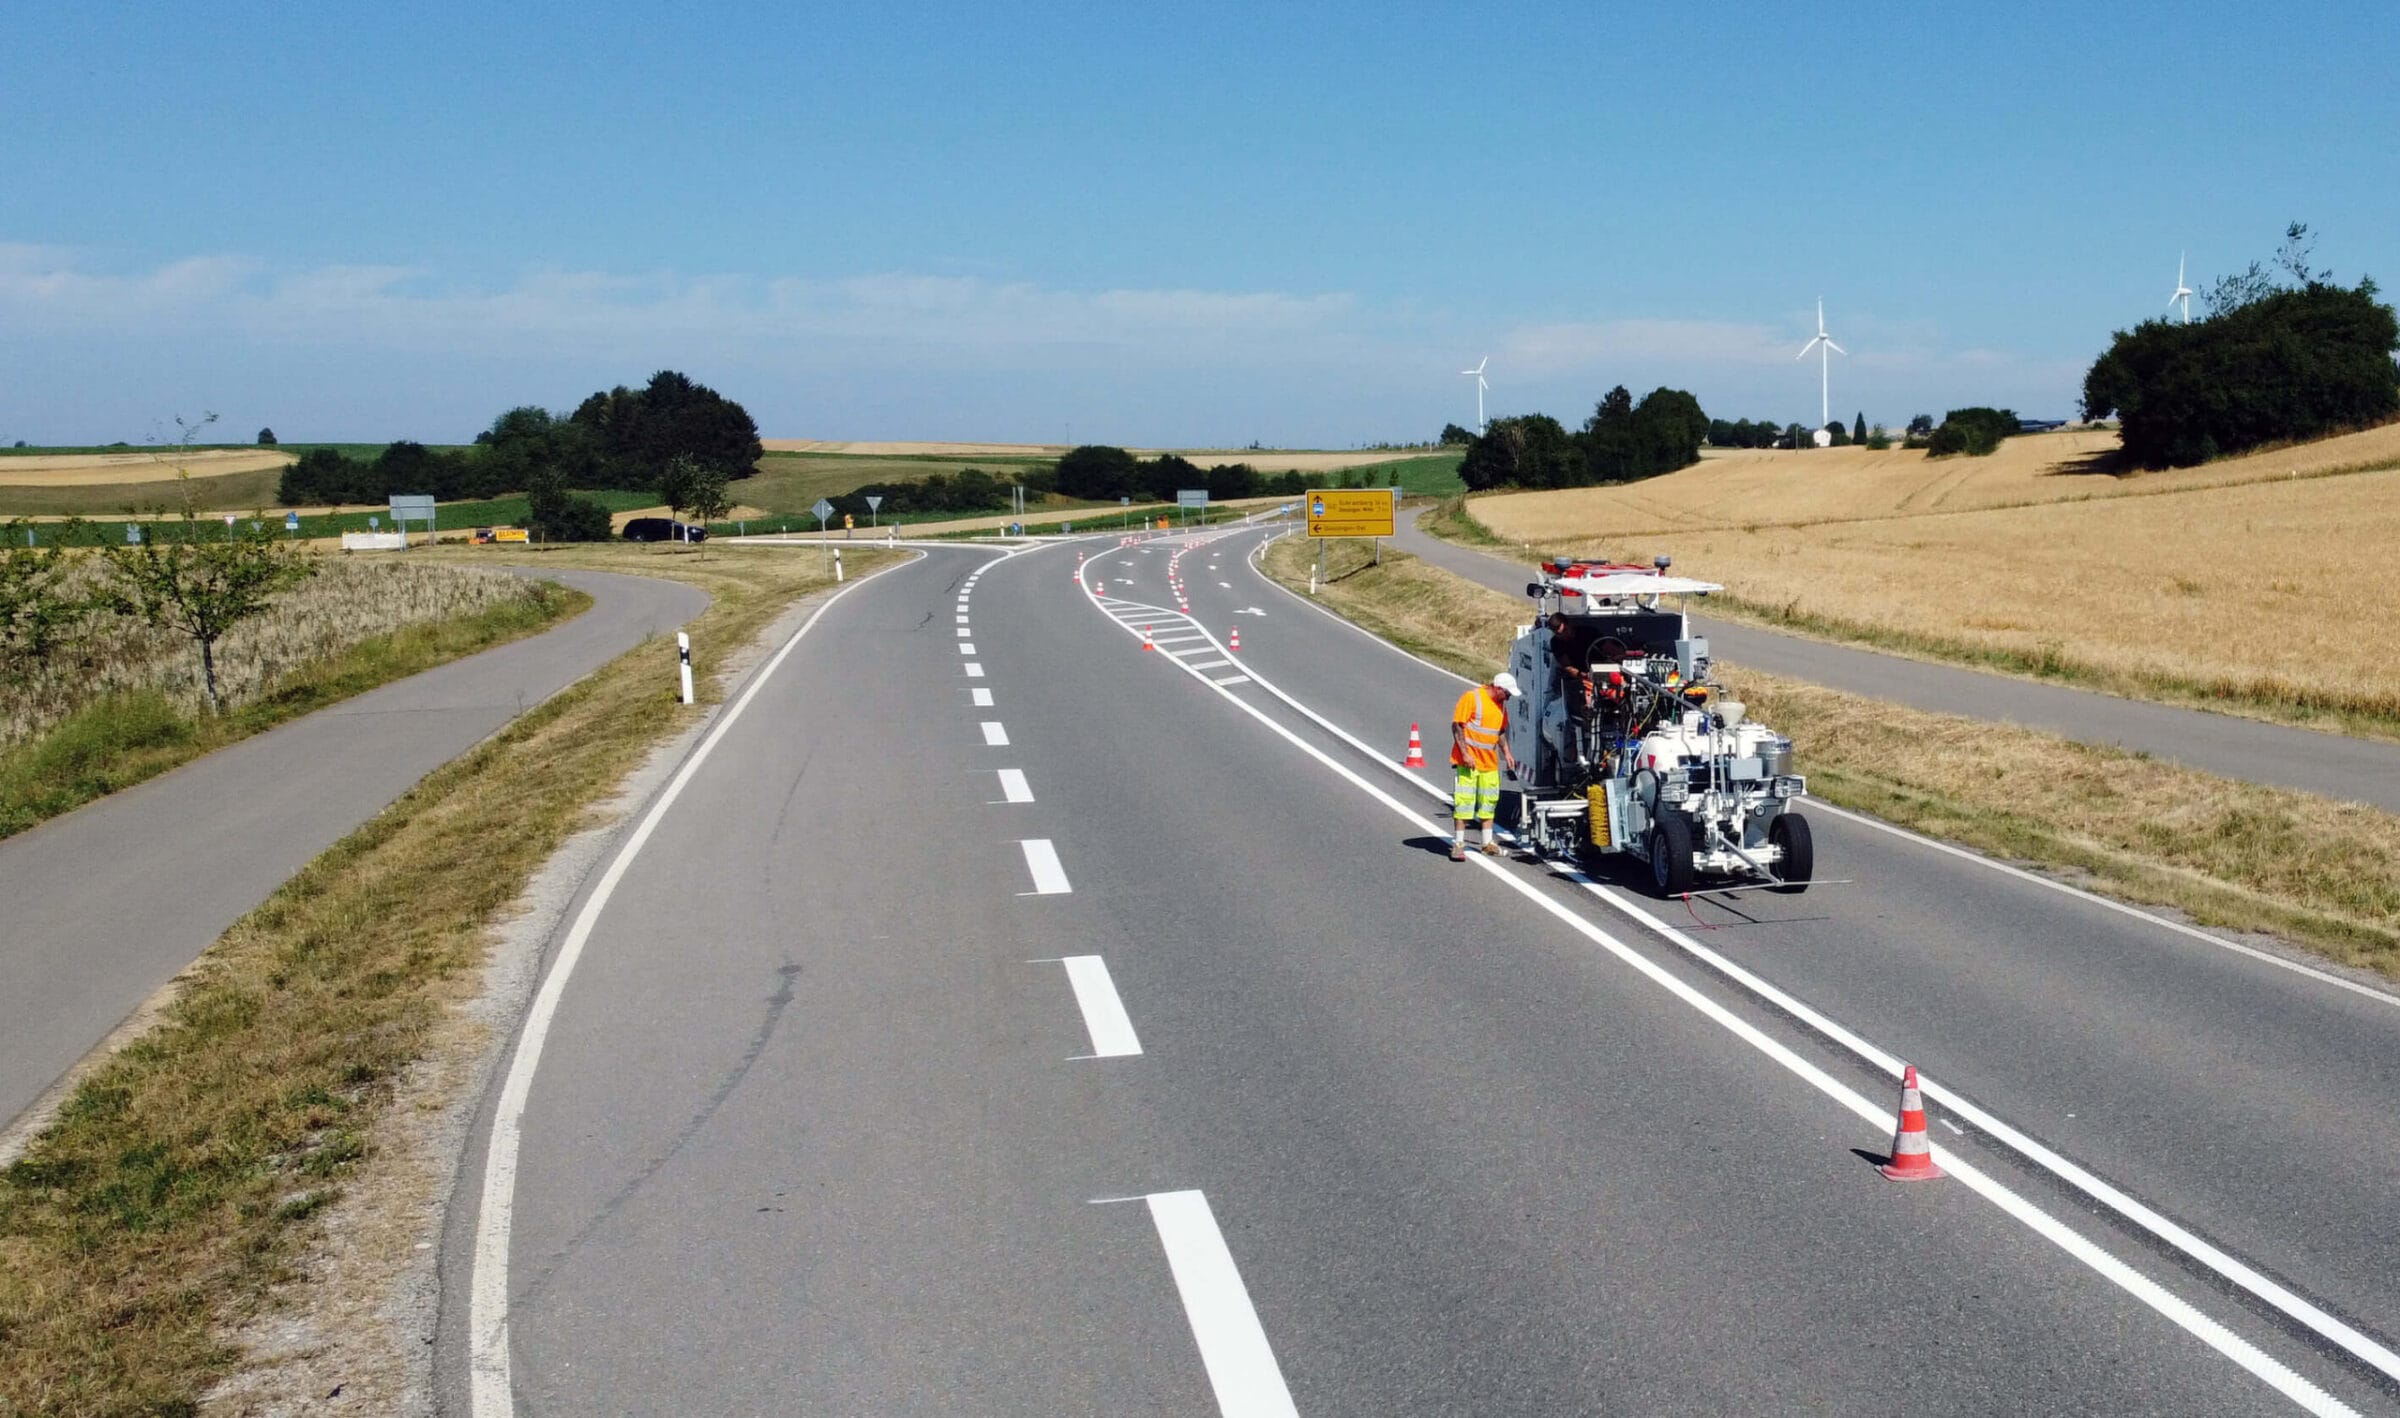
[1479,839,1503,856]
[1449,840,1467,862]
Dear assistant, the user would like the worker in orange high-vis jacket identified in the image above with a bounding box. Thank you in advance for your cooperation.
[1449,671,1520,860]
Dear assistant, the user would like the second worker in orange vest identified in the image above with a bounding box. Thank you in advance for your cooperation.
[1449,671,1519,861]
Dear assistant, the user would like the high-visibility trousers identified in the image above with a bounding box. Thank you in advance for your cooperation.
[1453,764,1500,821]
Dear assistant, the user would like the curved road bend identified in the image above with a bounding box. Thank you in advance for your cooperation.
[449,535,2388,1415]
[1390,508,2400,814]
[0,568,708,1131]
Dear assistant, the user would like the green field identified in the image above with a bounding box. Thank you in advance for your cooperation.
[730,451,1052,516]
[0,469,285,518]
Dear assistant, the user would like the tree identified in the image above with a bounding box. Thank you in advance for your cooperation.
[1852,411,1867,445]
[97,494,315,710]
[570,370,762,489]
[1459,415,1574,491]
[1438,422,1476,446]
[1906,413,1935,437]
[1823,420,1851,447]
[256,427,277,446]
[686,463,733,530]
[1926,407,2018,457]
[524,462,613,542]
[1581,386,1637,483]
[0,519,89,689]
[1053,445,1139,500]
[657,454,702,530]
[1628,387,1707,476]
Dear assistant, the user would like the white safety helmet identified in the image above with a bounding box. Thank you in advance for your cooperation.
[1490,671,1521,698]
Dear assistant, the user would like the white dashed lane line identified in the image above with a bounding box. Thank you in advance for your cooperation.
[1018,839,1072,895]
[960,643,978,654]
[971,687,994,706]
[1129,1191,1299,1417]
[957,628,972,637]
[996,768,1034,803]
[957,615,971,624]
[1058,955,1141,1057]
[965,663,985,678]
[981,721,1009,746]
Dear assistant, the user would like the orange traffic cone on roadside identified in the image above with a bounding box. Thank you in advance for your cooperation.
[1229,626,1241,652]
[1142,625,1154,652]
[1405,724,1426,768]
[1879,1064,1945,1181]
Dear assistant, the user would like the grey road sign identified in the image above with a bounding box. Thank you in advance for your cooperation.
[1176,489,1208,508]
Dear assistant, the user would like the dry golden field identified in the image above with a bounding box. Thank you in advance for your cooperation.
[1465,423,2400,732]
[0,449,293,486]
[1476,422,2400,536]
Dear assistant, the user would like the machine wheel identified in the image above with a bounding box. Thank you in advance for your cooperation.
[1647,813,1695,897]
[1769,812,1814,894]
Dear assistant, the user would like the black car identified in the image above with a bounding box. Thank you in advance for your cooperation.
[622,517,708,543]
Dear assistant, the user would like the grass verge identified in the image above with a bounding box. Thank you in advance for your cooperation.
[1414,495,2400,741]
[0,543,894,1414]
[0,581,589,843]
[1262,535,2400,978]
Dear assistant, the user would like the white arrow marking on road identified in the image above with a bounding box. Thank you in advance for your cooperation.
[1018,838,1070,895]
[981,720,1009,746]
[971,687,994,706]
[1143,1191,1299,1418]
[996,768,1033,803]
[1059,955,1139,1056]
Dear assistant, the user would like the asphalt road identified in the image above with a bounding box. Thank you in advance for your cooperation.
[1389,509,2400,815]
[448,531,2397,1416]
[0,568,708,1132]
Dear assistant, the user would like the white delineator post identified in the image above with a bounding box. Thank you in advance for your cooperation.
[834,549,844,583]
[676,632,694,705]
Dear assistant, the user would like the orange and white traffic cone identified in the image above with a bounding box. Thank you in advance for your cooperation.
[1229,626,1241,652]
[1879,1064,1944,1181]
[1405,724,1426,768]
[1142,625,1154,652]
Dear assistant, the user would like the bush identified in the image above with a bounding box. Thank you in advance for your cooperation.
[256,428,277,446]
[528,490,614,542]
[2081,281,2398,468]
[1926,407,2018,458]
[1053,445,1139,500]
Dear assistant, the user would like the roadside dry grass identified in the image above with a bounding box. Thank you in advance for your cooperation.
[1437,436,2400,738]
[0,543,895,1415]
[1261,536,2400,977]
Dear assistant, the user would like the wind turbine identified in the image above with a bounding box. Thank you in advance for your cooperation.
[2167,252,2194,324]
[1794,298,1845,434]
[1460,356,1489,434]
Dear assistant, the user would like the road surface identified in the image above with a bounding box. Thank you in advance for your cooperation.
[0,568,708,1132]
[447,530,2399,1416]
[1391,508,2400,815]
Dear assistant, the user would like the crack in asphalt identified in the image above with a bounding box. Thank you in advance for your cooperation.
[517,961,804,1307]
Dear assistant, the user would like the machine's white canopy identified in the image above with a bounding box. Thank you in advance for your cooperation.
[1556,572,1724,598]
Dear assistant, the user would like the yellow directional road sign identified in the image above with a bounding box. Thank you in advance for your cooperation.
[1305,488,1396,538]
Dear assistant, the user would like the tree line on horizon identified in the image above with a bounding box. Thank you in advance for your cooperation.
[1455,384,1708,491]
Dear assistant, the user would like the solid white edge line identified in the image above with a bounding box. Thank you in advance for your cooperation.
[1144,1190,1301,1418]
[1019,838,1071,895]
[997,768,1033,803]
[471,544,1015,1418]
[981,720,1009,746]
[1074,558,2359,1416]
[1059,955,1141,1057]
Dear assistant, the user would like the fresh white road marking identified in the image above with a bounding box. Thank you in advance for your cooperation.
[971,687,994,706]
[981,720,1009,746]
[1212,674,1252,686]
[957,614,971,624]
[1144,1190,1300,1418]
[468,546,940,1418]
[1059,955,1140,1057]
[957,627,972,637]
[997,768,1033,803]
[1219,581,1232,588]
[964,662,984,677]
[1018,838,1071,895]
[1189,658,1235,670]
[959,642,977,654]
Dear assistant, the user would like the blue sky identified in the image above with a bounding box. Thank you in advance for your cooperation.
[4,1,2394,447]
